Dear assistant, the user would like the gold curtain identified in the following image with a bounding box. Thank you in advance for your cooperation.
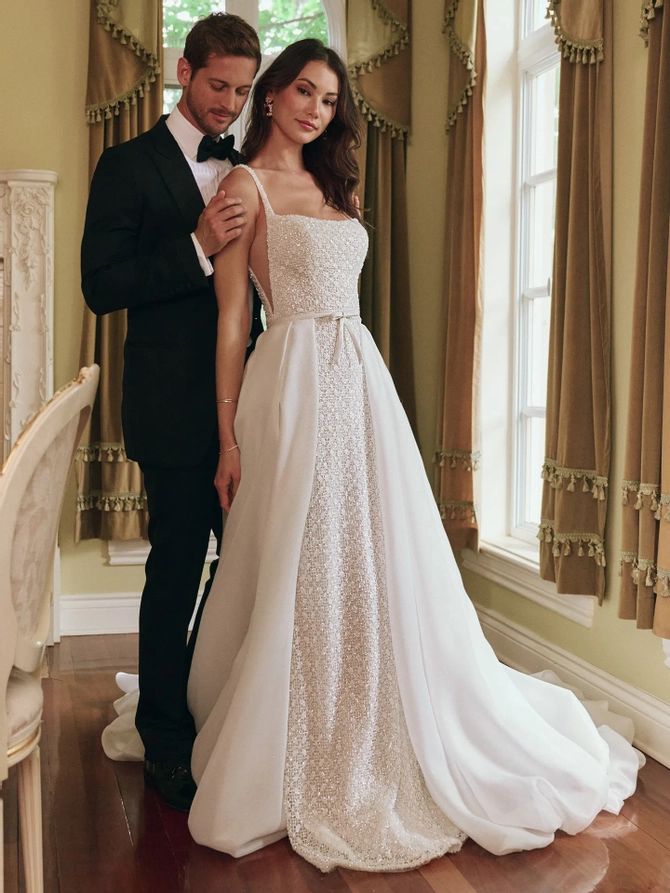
[619,1,670,637]
[435,0,486,551]
[76,1,162,541]
[347,1,416,426]
[538,0,612,601]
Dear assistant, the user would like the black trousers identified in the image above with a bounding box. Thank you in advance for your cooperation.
[136,437,222,762]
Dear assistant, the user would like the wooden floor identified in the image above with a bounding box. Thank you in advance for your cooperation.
[3,635,670,893]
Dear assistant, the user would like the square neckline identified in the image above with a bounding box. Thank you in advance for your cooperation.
[238,164,357,225]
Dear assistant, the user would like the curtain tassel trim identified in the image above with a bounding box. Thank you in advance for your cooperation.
[538,522,606,566]
[443,0,478,133]
[77,492,147,513]
[621,479,670,520]
[350,84,409,139]
[76,442,129,463]
[348,2,410,139]
[619,551,670,596]
[640,0,665,44]
[541,460,608,501]
[434,448,480,472]
[349,0,409,75]
[86,72,158,123]
[86,3,161,124]
[546,0,604,63]
[439,500,478,523]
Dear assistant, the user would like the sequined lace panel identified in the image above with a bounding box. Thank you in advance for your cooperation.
[284,320,465,873]
[266,216,367,320]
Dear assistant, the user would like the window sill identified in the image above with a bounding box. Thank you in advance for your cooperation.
[461,537,596,628]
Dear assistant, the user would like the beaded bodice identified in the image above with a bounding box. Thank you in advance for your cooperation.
[237,165,368,322]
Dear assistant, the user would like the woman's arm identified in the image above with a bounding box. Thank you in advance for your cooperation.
[212,169,260,511]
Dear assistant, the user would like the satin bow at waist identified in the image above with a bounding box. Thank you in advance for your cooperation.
[267,308,362,366]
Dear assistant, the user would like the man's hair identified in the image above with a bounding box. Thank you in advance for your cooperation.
[184,13,261,73]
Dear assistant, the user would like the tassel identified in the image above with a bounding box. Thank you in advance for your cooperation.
[635,491,644,510]
[622,487,629,505]
[563,540,572,557]
[552,541,561,558]
[645,566,654,588]
[582,479,590,493]
[632,566,641,585]
[567,475,576,492]
[578,543,584,557]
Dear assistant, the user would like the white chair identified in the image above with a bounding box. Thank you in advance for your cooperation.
[0,365,99,892]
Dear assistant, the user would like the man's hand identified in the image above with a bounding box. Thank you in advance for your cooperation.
[193,189,246,257]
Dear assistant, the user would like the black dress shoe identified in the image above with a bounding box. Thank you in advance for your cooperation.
[144,759,196,812]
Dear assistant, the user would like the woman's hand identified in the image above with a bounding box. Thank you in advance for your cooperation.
[214,447,241,512]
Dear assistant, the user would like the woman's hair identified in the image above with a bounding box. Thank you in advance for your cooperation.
[242,39,361,218]
[184,13,261,73]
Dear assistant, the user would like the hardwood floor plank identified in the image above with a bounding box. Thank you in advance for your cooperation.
[582,812,670,892]
[6,635,670,893]
[418,854,479,892]
[41,675,137,892]
[621,757,670,853]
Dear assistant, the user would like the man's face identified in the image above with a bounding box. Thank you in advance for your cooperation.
[177,53,257,137]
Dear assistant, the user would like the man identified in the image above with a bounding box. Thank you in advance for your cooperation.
[81,14,262,811]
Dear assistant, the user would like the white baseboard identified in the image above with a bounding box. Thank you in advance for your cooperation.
[59,593,142,636]
[476,603,670,769]
[59,592,203,637]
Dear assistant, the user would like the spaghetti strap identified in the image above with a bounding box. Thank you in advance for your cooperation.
[235,164,275,216]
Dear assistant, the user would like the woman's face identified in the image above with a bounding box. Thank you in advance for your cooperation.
[269,60,339,145]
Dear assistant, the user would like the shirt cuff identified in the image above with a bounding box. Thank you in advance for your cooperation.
[191,233,214,277]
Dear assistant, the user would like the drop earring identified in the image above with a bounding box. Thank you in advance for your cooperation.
[264,97,273,118]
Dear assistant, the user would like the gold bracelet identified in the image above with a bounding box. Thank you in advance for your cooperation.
[217,398,238,404]
[219,443,239,455]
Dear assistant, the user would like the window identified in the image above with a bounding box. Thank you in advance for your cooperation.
[513,15,559,542]
[162,0,346,115]
[461,0,594,625]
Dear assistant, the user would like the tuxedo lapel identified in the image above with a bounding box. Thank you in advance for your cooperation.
[148,117,205,229]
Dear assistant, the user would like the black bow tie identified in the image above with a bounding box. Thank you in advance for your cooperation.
[196,133,235,163]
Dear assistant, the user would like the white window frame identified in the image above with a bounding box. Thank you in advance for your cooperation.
[511,25,558,544]
[461,0,595,627]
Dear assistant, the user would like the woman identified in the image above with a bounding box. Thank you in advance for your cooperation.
[149,39,642,873]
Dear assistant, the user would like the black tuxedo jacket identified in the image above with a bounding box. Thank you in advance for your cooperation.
[81,116,262,468]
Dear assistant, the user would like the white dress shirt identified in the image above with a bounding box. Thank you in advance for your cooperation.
[166,105,233,277]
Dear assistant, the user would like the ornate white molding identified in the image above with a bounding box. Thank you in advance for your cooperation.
[0,169,57,462]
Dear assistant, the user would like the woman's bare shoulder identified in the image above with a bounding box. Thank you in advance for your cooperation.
[218,166,261,204]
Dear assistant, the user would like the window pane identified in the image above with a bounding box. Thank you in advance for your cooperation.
[526,0,548,35]
[164,0,219,48]
[526,296,550,406]
[163,86,182,114]
[527,179,555,289]
[523,416,546,526]
[529,65,559,175]
[259,0,328,55]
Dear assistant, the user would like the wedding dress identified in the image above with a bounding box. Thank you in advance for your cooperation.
[103,164,642,873]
